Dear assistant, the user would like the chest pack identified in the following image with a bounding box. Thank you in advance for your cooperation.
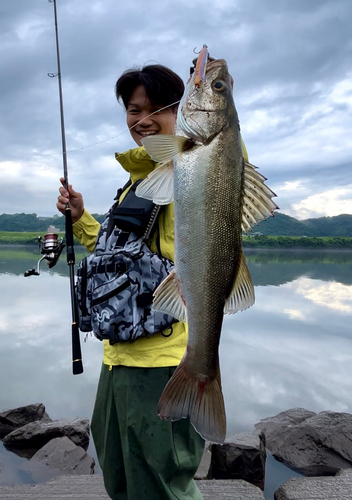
[75,179,177,344]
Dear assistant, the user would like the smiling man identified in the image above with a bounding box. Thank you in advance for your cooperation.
[116,65,182,145]
[56,64,205,500]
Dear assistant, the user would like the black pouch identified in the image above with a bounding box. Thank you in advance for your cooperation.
[113,179,156,236]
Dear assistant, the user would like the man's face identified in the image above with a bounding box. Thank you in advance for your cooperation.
[126,85,177,146]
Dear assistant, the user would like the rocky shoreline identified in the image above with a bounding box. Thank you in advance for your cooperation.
[1,404,352,499]
[0,403,94,479]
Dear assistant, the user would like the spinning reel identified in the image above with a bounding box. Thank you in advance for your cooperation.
[24,231,65,277]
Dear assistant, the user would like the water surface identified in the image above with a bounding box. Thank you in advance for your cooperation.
[0,246,351,498]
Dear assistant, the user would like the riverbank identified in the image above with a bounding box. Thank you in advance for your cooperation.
[1,232,352,249]
[242,235,352,249]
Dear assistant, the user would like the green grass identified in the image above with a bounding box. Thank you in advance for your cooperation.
[0,231,45,244]
[1,232,352,249]
[242,235,352,248]
[0,232,87,257]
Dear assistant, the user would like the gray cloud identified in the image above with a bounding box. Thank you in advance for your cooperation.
[1,0,351,218]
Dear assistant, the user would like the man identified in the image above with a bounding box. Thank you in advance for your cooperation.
[57,64,205,500]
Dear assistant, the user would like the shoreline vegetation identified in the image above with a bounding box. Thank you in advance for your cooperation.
[0,231,352,249]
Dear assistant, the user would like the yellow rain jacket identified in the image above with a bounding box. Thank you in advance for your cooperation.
[73,146,187,368]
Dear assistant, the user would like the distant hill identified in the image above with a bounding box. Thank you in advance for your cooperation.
[0,213,106,233]
[255,212,352,237]
[302,214,352,237]
[0,212,351,237]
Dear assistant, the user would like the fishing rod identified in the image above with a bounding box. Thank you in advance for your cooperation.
[48,0,83,375]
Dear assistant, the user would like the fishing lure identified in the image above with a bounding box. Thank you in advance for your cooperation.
[194,44,209,87]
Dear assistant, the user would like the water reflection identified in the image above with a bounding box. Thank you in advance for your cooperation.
[0,246,100,486]
[0,247,352,494]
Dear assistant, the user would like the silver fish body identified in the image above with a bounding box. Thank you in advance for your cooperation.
[174,102,243,364]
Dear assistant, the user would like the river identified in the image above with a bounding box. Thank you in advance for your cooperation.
[0,245,352,498]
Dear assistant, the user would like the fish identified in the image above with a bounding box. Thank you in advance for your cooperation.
[136,50,278,443]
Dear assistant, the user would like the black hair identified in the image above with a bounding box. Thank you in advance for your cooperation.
[115,64,184,111]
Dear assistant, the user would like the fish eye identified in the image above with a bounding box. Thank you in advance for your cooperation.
[213,80,225,92]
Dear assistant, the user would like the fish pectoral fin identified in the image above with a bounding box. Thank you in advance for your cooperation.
[153,269,187,323]
[241,159,279,233]
[224,249,255,314]
[158,360,226,444]
[141,134,193,163]
[136,160,174,204]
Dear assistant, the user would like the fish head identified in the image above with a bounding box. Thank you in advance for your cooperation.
[176,59,238,143]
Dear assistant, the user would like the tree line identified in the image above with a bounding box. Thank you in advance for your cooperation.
[1,212,351,237]
[0,213,105,232]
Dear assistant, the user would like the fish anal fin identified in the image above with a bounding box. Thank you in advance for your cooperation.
[224,249,255,314]
[153,269,187,323]
[158,360,226,444]
[141,134,193,163]
[136,160,174,204]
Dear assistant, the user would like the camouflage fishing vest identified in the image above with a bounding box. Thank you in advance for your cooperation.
[75,183,177,344]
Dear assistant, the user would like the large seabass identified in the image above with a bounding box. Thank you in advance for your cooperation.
[137,53,278,443]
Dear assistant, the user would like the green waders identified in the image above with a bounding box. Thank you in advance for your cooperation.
[91,364,205,500]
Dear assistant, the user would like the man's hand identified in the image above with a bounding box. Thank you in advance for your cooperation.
[56,177,85,223]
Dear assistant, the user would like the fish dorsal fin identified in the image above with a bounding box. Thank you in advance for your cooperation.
[153,269,187,323]
[141,135,192,163]
[241,160,279,233]
[224,249,255,314]
[136,160,174,204]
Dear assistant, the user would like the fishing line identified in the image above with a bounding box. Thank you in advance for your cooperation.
[22,100,181,157]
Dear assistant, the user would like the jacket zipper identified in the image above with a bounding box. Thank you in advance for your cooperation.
[91,280,130,307]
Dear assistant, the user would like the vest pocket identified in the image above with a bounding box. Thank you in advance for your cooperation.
[90,274,142,342]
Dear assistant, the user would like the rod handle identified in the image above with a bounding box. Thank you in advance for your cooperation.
[72,322,83,375]
[65,207,75,264]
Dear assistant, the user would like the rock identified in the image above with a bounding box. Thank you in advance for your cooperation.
[211,430,266,489]
[17,460,63,485]
[255,408,316,442]
[2,417,90,454]
[274,468,352,500]
[256,408,352,475]
[31,437,95,475]
[0,403,51,438]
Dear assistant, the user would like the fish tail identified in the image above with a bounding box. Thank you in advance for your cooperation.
[158,360,226,444]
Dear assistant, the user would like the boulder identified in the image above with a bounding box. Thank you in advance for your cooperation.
[18,459,62,484]
[255,408,316,441]
[2,417,90,454]
[256,408,352,475]
[0,403,51,438]
[211,430,266,489]
[31,437,95,475]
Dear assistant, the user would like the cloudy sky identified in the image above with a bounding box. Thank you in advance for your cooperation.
[1,0,351,219]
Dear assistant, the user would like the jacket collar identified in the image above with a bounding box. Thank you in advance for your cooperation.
[115,146,156,184]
